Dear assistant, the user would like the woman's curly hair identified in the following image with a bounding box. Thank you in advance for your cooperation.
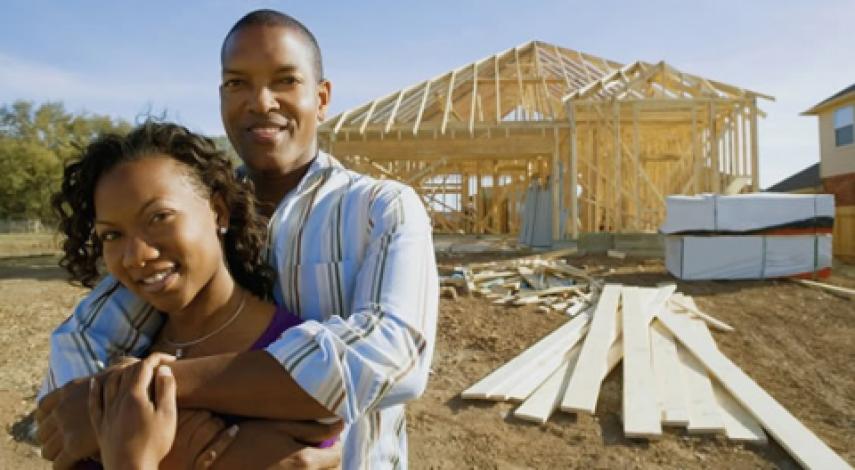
[52,120,275,299]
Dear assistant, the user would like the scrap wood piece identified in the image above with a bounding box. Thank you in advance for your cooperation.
[473,270,516,283]
[440,286,458,300]
[512,286,584,306]
[650,321,690,427]
[517,337,623,424]
[621,287,662,438]
[669,293,734,332]
[792,278,855,300]
[676,332,725,434]
[504,343,584,402]
[560,284,622,414]
[712,380,767,443]
[466,246,579,271]
[657,309,851,470]
[456,266,477,294]
[461,312,591,400]
[607,249,627,259]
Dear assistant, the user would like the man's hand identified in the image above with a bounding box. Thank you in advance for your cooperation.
[158,409,237,470]
[89,361,178,469]
[210,419,342,469]
[36,377,98,469]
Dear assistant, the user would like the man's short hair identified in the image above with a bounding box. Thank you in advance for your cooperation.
[221,9,324,82]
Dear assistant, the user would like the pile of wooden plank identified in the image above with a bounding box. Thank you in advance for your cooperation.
[439,248,600,315]
[461,284,850,469]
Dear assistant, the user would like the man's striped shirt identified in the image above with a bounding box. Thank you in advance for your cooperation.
[40,152,439,469]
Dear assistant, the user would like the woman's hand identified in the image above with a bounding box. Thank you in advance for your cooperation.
[88,360,178,469]
[159,409,238,470]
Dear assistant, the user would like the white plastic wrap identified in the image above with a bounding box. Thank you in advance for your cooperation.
[660,193,835,234]
[665,235,832,280]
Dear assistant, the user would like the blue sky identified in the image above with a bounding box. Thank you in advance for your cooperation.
[2,0,853,187]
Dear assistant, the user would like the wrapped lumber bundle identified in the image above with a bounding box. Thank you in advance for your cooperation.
[660,193,834,235]
[661,193,834,280]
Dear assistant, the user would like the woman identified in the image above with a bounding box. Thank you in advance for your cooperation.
[52,120,336,468]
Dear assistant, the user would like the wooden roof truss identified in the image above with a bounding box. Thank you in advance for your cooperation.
[319,41,773,241]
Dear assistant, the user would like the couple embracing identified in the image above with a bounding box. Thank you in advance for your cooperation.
[36,9,437,470]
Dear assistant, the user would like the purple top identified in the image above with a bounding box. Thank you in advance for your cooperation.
[241,306,337,449]
[249,305,304,351]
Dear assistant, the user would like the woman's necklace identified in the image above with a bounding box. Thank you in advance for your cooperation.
[164,292,248,359]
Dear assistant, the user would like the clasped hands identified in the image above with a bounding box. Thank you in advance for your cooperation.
[36,354,342,469]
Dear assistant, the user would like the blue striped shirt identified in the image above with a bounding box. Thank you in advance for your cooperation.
[40,152,439,469]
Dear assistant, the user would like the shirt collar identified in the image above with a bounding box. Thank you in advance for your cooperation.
[291,150,343,196]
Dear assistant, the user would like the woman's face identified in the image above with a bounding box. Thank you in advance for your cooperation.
[93,155,230,314]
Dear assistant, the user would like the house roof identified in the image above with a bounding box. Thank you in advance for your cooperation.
[802,83,855,115]
[765,163,821,192]
[320,40,772,138]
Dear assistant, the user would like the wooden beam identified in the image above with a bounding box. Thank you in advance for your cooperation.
[551,127,561,242]
[657,309,850,469]
[469,62,478,135]
[632,104,641,229]
[440,70,457,135]
[333,135,553,159]
[750,98,760,191]
[613,100,622,232]
[560,284,621,413]
[461,312,590,400]
[650,321,690,426]
[568,104,579,239]
[514,47,526,119]
[359,99,379,135]
[413,80,432,136]
[385,89,406,134]
[676,328,726,434]
[621,287,662,438]
[494,54,502,124]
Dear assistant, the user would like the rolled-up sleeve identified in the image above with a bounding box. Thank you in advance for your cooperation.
[264,185,438,424]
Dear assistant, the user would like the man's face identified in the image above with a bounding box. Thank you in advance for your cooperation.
[220,25,330,175]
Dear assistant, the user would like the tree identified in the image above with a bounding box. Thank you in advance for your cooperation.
[0,100,131,223]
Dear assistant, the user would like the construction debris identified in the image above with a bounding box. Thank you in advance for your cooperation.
[792,278,855,300]
[439,248,598,316]
[461,284,850,470]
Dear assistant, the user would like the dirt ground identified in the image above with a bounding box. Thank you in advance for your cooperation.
[1,252,853,469]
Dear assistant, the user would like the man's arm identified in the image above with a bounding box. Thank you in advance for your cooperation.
[36,277,161,467]
[176,184,439,423]
[40,184,437,433]
[38,276,161,400]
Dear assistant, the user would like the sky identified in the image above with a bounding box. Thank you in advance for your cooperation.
[2,0,853,188]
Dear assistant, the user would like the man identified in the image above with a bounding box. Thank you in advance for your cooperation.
[36,9,438,469]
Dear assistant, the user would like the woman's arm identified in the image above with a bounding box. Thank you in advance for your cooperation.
[168,351,335,420]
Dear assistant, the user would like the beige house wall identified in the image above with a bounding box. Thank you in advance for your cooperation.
[817,96,855,178]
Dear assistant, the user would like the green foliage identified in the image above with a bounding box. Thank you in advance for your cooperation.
[0,100,234,224]
[0,100,133,221]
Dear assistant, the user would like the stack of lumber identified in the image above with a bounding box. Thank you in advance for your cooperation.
[461,284,850,469]
[660,193,834,280]
[439,248,600,315]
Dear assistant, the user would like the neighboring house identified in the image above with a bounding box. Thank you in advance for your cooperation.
[803,83,855,262]
[766,162,822,194]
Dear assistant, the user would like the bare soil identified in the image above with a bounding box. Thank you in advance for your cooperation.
[1,253,853,469]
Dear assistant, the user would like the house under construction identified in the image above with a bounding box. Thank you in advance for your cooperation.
[318,40,773,241]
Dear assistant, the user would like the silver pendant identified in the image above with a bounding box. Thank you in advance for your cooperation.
[175,348,184,359]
